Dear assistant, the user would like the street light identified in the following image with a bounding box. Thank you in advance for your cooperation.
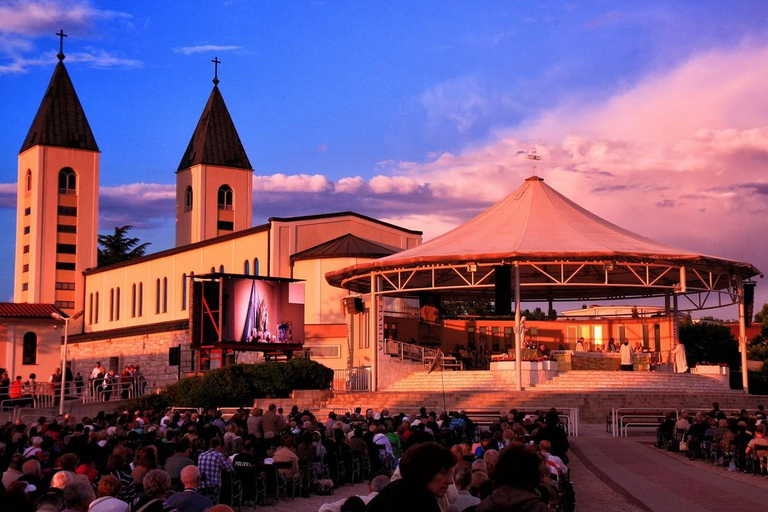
[51,309,83,415]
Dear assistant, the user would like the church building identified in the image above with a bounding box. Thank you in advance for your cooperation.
[1,43,421,388]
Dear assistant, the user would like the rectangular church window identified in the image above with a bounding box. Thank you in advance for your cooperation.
[57,206,77,216]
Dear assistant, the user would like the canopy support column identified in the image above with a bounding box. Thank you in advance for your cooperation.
[738,281,749,394]
[370,273,379,392]
[514,263,522,392]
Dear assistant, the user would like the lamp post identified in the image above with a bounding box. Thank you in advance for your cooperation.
[51,310,83,416]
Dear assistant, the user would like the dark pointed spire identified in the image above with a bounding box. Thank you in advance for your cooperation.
[176,85,252,171]
[20,60,99,153]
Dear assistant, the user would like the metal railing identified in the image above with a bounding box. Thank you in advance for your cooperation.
[383,338,438,363]
[611,407,677,437]
[332,367,371,393]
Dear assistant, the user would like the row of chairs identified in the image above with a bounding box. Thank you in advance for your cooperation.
[659,427,768,476]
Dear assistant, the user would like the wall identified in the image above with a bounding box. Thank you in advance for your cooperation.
[0,319,62,381]
[67,329,191,389]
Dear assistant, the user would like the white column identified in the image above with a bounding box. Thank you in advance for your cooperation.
[514,263,522,391]
[738,281,749,394]
[369,273,378,392]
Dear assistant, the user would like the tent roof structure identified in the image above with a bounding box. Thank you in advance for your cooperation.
[327,176,761,303]
[291,233,399,262]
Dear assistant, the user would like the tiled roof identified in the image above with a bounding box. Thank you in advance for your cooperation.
[0,303,62,319]
[291,234,399,262]
[177,85,252,171]
[19,61,99,153]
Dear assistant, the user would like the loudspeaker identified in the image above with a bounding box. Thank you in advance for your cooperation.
[744,282,756,327]
[494,265,512,316]
[169,346,181,366]
[344,297,365,314]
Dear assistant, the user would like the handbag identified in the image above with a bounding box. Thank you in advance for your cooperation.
[678,441,688,452]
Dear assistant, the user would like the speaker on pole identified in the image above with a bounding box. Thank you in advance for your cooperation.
[494,265,512,316]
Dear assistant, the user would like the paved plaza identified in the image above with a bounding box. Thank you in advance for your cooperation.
[233,424,768,512]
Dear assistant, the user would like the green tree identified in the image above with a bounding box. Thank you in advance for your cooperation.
[679,322,740,369]
[97,225,151,267]
[522,307,549,320]
[754,303,768,337]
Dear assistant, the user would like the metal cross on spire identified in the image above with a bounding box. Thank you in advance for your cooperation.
[212,56,221,85]
[527,147,542,176]
[56,29,67,61]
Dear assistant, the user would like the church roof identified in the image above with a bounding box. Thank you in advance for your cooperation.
[0,303,62,319]
[19,61,99,153]
[291,233,399,262]
[177,85,252,171]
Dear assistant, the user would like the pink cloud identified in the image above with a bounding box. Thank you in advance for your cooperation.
[0,0,130,36]
[253,173,332,193]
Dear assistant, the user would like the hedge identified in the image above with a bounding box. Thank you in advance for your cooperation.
[126,358,333,411]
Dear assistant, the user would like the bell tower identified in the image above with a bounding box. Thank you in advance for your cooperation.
[15,32,99,323]
[175,57,253,247]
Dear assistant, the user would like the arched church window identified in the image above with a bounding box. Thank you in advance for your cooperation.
[253,258,259,276]
[182,273,187,311]
[185,186,193,211]
[132,284,137,318]
[163,277,168,313]
[23,332,37,365]
[244,260,250,275]
[109,289,114,321]
[116,287,120,321]
[95,292,99,324]
[58,168,77,195]
[25,170,32,196]
[156,279,161,314]
[219,265,225,273]
[218,185,233,210]
[138,282,143,317]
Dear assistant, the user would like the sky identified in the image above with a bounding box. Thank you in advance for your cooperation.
[1,1,767,316]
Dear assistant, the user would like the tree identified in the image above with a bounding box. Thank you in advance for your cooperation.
[755,303,768,337]
[97,225,151,267]
[679,322,740,369]
[522,307,549,320]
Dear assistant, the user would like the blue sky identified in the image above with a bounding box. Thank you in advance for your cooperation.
[1,1,768,313]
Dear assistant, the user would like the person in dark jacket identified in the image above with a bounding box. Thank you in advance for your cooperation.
[534,411,569,464]
[477,445,550,512]
[366,442,456,512]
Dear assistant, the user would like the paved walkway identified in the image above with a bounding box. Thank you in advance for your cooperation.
[571,425,768,512]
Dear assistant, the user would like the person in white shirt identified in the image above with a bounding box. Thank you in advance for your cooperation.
[539,440,568,477]
[620,340,634,371]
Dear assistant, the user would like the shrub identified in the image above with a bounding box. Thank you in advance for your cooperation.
[127,359,333,410]
[679,323,740,369]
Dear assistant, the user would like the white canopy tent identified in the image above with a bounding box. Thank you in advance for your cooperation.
[327,177,762,392]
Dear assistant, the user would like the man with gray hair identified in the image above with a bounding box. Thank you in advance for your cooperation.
[166,465,213,512]
[318,473,390,512]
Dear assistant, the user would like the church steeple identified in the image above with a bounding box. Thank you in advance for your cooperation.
[19,60,99,153]
[175,62,253,247]
[176,84,251,172]
[15,33,100,328]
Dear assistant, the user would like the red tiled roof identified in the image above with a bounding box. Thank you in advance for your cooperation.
[0,303,62,319]
[177,85,251,171]
[20,61,99,153]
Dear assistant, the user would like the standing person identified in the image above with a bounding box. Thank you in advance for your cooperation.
[261,403,283,439]
[102,370,117,401]
[574,337,585,351]
[90,362,103,394]
[620,340,634,371]
[671,339,689,374]
[607,338,617,353]
[50,367,62,399]
[74,372,84,396]
[0,371,10,403]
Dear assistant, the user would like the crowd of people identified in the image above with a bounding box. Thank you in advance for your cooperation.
[0,402,574,512]
[657,402,768,473]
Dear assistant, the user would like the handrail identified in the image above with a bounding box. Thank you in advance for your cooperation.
[383,338,438,364]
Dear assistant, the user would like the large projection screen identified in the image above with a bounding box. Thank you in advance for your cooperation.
[190,275,304,348]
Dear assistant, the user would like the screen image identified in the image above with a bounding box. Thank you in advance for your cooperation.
[190,275,304,347]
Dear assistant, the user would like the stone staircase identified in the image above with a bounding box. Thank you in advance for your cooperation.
[315,370,756,423]
[532,370,734,394]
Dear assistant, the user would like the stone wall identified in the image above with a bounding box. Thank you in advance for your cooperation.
[556,352,652,371]
[67,329,191,391]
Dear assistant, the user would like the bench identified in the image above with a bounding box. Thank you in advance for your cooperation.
[609,408,676,437]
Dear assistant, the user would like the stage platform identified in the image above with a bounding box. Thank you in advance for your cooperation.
[318,370,757,423]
